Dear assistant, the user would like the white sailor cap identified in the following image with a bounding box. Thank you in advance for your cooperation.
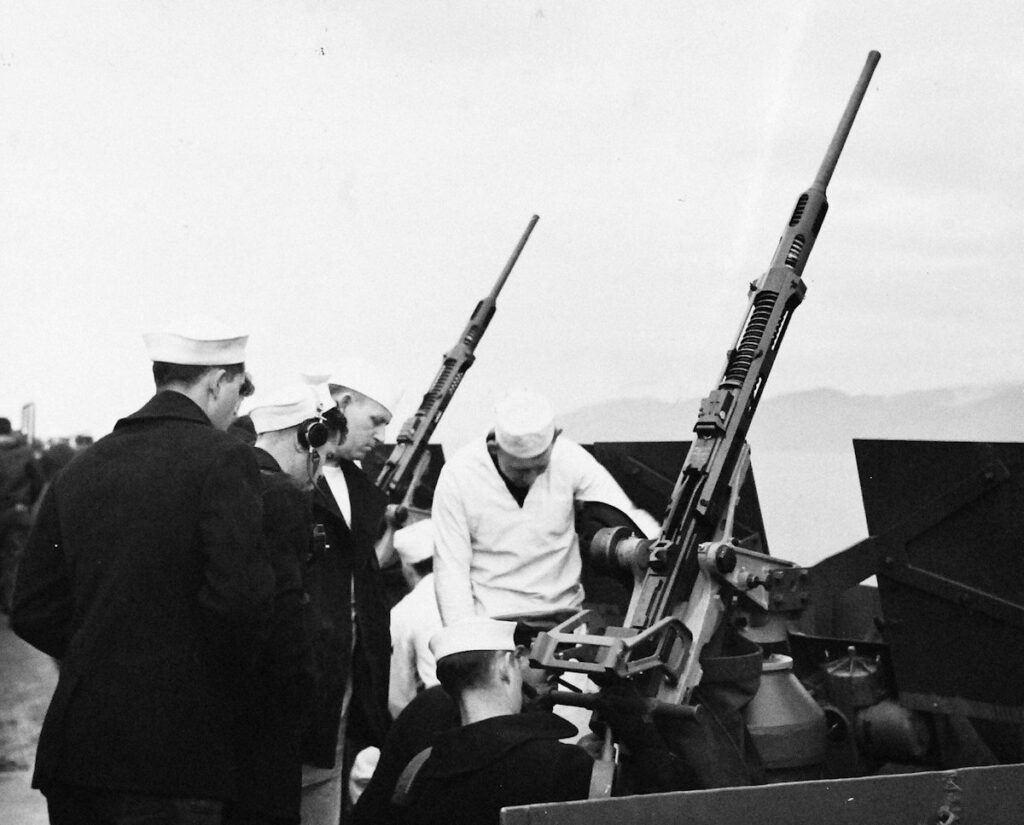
[299,368,336,414]
[393,518,434,566]
[494,388,555,459]
[429,618,518,662]
[322,357,404,417]
[143,315,248,365]
[300,366,332,386]
[248,383,321,435]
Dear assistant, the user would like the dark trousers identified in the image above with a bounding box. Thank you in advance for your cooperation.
[45,787,224,825]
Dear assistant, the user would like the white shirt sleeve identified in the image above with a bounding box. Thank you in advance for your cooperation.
[388,605,418,719]
[571,443,661,538]
[431,466,477,625]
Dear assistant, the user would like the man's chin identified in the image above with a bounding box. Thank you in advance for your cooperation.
[350,443,381,462]
[328,449,361,464]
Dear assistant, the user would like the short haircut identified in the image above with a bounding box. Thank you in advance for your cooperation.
[435,649,504,698]
[0,417,10,436]
[152,361,246,389]
[321,406,348,444]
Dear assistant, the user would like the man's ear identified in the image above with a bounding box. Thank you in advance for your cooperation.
[332,389,354,411]
[496,650,514,685]
[207,367,229,399]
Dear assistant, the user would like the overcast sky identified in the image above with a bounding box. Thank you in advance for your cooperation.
[2,1,1022,450]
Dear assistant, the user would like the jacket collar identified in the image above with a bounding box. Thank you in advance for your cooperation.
[254,446,283,473]
[422,712,578,778]
[114,390,212,431]
[316,473,345,521]
[315,458,366,518]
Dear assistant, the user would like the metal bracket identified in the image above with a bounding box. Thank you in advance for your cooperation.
[530,610,693,681]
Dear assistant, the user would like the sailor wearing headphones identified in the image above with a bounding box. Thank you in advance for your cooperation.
[227,383,346,824]
[251,383,345,491]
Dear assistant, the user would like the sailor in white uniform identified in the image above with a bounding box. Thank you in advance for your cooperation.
[431,387,658,626]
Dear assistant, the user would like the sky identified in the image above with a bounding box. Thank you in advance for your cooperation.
[2,2,1022,454]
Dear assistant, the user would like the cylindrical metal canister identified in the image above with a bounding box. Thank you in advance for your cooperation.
[744,654,827,781]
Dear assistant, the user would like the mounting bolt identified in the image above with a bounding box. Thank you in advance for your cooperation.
[714,545,737,574]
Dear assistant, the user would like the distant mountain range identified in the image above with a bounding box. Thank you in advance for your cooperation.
[558,383,1024,452]
[558,383,1024,564]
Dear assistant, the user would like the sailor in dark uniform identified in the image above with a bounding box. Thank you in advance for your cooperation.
[227,383,339,825]
[12,316,273,825]
[299,358,403,824]
[393,619,594,825]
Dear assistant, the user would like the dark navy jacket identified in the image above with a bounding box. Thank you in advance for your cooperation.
[352,685,461,825]
[229,447,316,823]
[399,712,593,825]
[302,461,391,767]
[12,390,274,800]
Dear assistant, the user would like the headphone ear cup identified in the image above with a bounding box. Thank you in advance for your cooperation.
[298,418,330,451]
[309,420,329,449]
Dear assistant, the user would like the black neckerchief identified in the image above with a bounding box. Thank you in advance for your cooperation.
[487,432,529,507]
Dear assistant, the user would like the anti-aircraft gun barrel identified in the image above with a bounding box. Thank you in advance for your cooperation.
[814,50,880,192]
[376,215,539,502]
[532,52,880,711]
